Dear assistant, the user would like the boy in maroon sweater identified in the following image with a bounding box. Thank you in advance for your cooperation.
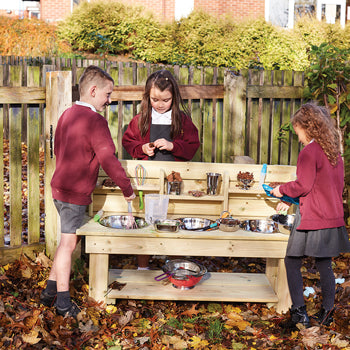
[40,66,135,317]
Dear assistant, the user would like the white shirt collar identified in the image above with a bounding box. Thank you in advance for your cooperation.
[151,108,172,125]
[76,101,96,113]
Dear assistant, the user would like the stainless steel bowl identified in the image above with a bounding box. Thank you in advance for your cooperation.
[177,217,215,231]
[99,215,148,229]
[240,219,279,234]
[270,214,295,234]
[218,217,241,232]
[154,219,180,232]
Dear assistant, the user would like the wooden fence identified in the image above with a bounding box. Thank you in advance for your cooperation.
[0,56,305,263]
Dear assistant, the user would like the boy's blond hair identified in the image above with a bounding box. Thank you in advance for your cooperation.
[79,65,114,96]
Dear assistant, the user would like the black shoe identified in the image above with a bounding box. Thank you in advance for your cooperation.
[40,289,57,307]
[311,307,335,326]
[56,301,81,318]
[281,305,310,330]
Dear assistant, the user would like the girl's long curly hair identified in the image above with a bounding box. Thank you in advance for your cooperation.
[138,69,190,138]
[292,102,340,166]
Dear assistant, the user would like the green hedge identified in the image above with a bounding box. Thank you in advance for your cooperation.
[57,1,350,70]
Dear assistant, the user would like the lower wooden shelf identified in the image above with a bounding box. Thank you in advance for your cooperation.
[106,269,278,303]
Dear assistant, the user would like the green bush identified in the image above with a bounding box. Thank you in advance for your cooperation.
[5,1,350,71]
[58,2,350,70]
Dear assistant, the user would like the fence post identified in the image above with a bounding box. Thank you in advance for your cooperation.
[45,71,72,258]
[223,70,247,163]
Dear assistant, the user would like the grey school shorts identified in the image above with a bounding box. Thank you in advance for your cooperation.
[53,199,87,233]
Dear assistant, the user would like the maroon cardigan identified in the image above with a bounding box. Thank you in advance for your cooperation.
[122,112,200,161]
[51,104,134,205]
[280,141,345,230]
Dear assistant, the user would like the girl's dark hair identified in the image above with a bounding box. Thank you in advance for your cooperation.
[138,70,190,138]
[292,102,340,166]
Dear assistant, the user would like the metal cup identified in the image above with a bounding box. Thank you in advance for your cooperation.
[206,173,221,195]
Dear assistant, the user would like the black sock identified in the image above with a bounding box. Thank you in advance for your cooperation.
[45,280,57,295]
[56,291,71,309]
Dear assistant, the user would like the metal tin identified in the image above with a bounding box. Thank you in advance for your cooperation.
[154,219,180,232]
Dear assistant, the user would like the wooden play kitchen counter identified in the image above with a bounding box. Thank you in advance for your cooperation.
[77,160,297,313]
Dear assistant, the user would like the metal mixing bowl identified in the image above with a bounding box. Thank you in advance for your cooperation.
[99,215,148,229]
[154,219,180,232]
[240,219,279,234]
[177,217,215,231]
[270,214,295,234]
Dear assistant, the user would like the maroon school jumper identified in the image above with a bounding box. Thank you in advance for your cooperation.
[51,104,133,205]
[279,141,345,230]
[122,112,200,161]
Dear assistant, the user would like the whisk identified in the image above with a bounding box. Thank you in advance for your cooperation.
[126,202,137,229]
[135,164,146,210]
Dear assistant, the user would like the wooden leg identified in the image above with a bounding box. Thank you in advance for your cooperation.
[266,258,291,314]
[89,253,109,305]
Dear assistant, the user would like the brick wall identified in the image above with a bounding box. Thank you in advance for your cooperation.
[40,0,72,23]
[194,0,265,19]
[39,0,264,23]
[111,0,175,21]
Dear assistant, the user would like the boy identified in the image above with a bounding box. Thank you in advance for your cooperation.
[40,66,135,317]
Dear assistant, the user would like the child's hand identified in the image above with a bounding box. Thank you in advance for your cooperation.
[154,138,174,151]
[276,201,291,214]
[125,193,136,201]
[270,185,282,198]
[142,143,156,156]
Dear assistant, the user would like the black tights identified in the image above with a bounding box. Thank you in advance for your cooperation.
[284,256,335,310]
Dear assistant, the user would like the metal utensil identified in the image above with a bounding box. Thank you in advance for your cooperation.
[127,202,137,229]
[135,164,145,210]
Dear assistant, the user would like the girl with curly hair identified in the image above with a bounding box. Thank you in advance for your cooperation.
[271,102,350,329]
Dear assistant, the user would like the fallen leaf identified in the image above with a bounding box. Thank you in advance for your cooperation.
[118,310,134,327]
[181,303,200,317]
[161,335,188,349]
[330,333,349,348]
[21,330,41,345]
[300,326,329,348]
[189,335,209,349]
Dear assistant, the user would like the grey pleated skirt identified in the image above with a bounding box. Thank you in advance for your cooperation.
[286,207,350,257]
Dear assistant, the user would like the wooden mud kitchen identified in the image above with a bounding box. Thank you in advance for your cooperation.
[77,160,297,313]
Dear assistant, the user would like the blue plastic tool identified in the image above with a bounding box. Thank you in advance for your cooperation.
[262,184,299,205]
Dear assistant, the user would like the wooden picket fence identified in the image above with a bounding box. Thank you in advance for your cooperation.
[0,56,305,264]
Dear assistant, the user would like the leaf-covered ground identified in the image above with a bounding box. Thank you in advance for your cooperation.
[0,251,350,349]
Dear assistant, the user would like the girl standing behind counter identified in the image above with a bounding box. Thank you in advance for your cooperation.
[122,69,200,161]
[271,103,350,329]
[122,70,200,269]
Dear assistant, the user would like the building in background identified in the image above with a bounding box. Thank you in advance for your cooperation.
[1,0,349,27]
